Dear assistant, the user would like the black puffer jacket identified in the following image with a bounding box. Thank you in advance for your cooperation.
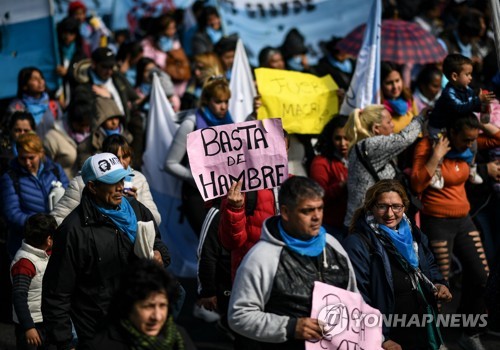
[42,189,170,349]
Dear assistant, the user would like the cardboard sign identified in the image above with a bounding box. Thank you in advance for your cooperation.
[187,119,288,201]
[256,68,338,134]
[307,281,384,350]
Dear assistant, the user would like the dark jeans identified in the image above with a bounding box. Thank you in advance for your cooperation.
[421,214,488,334]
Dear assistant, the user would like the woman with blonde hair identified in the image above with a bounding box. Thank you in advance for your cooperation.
[343,105,424,227]
[181,52,224,110]
[0,133,68,258]
[165,75,233,236]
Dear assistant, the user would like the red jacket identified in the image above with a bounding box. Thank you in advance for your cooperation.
[218,188,277,280]
[310,155,348,228]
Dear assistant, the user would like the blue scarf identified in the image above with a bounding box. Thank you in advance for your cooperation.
[96,198,138,243]
[278,219,326,257]
[102,124,122,137]
[90,70,109,86]
[62,42,76,62]
[23,92,49,125]
[206,27,223,44]
[80,22,92,39]
[287,56,304,72]
[454,30,472,58]
[446,147,474,164]
[125,67,137,86]
[196,107,233,129]
[327,55,353,74]
[378,218,418,268]
[158,35,174,52]
[386,97,409,116]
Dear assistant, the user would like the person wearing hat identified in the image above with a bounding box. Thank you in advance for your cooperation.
[67,0,110,52]
[316,37,355,92]
[214,36,238,80]
[76,96,133,168]
[42,152,170,349]
[72,47,144,168]
[280,28,314,74]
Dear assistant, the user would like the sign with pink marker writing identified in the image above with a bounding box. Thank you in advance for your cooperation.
[307,281,383,350]
[187,118,288,201]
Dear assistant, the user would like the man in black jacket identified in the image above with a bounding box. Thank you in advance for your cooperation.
[42,153,170,349]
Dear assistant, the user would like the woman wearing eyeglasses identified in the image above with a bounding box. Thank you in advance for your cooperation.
[164,73,233,236]
[343,180,452,350]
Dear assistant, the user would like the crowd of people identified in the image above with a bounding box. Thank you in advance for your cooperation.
[1,0,500,349]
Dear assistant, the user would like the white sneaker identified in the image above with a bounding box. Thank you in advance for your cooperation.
[469,164,483,184]
[193,304,220,323]
[457,333,487,350]
[430,169,444,189]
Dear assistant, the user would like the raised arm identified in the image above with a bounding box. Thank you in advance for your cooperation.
[365,115,423,164]
[164,118,196,184]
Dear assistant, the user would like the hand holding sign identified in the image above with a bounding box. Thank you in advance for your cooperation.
[227,181,245,209]
[295,317,322,341]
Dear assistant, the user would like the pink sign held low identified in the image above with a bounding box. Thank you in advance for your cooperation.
[307,281,384,350]
[187,118,288,201]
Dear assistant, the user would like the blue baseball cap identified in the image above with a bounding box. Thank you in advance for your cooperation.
[81,153,134,185]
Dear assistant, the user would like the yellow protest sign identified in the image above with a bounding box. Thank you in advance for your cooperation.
[256,68,338,134]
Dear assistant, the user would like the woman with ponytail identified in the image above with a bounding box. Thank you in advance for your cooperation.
[343,105,424,227]
[165,73,233,236]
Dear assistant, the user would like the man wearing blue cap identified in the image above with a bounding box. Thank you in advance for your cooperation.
[42,153,170,349]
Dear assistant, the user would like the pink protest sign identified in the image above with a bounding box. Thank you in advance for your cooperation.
[187,118,288,201]
[307,281,384,350]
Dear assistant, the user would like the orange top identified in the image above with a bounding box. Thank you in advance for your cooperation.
[411,138,470,218]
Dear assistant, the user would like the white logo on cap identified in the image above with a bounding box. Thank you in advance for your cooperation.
[91,153,123,178]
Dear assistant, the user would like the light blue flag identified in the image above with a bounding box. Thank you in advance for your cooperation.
[340,0,382,115]
[217,0,372,66]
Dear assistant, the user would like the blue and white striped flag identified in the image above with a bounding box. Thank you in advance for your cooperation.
[340,0,382,115]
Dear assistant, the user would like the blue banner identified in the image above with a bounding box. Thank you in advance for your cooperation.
[217,0,372,66]
[0,1,59,99]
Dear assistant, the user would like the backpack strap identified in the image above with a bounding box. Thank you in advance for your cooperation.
[355,142,380,182]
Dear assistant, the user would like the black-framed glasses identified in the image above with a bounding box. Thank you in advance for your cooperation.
[374,203,405,213]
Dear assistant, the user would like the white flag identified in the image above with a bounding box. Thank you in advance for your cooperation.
[142,74,198,277]
[340,0,382,115]
[143,74,180,198]
[229,39,257,123]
